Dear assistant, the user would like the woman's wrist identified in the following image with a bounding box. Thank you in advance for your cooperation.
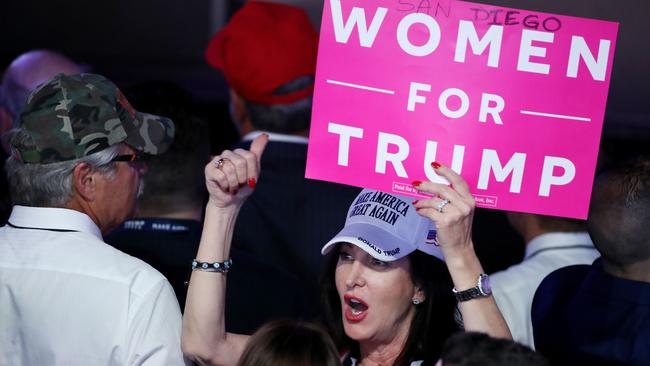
[196,202,241,262]
[440,241,475,266]
[206,199,242,216]
[442,242,485,290]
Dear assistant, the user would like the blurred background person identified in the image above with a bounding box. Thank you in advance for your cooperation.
[235,320,341,366]
[106,81,211,309]
[437,331,550,366]
[490,213,600,347]
[532,157,650,365]
[0,49,84,136]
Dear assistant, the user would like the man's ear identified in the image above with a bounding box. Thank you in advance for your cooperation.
[72,162,96,201]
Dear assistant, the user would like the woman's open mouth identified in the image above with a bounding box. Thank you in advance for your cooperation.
[343,294,369,322]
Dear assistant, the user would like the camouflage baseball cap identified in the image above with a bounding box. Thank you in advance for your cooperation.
[12,73,175,164]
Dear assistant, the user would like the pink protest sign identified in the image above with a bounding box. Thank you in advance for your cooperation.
[305,0,618,219]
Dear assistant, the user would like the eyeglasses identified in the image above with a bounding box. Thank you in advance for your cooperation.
[111,153,145,163]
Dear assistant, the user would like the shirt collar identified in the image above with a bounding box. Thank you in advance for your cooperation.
[525,231,594,259]
[242,131,309,144]
[8,205,103,240]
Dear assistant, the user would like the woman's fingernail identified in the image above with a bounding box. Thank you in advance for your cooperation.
[412,181,422,187]
[431,162,441,169]
[416,207,422,211]
[248,178,256,189]
[412,200,419,205]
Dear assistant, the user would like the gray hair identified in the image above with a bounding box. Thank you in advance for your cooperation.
[244,76,314,133]
[5,129,120,207]
[245,96,312,133]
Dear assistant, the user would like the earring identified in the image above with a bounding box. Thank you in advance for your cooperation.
[412,298,421,305]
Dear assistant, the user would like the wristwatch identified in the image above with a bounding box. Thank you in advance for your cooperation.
[452,273,492,302]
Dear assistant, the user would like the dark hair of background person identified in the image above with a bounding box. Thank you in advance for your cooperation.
[320,249,459,366]
[243,76,314,133]
[587,155,650,267]
[440,331,550,366]
[123,81,210,216]
[235,320,341,366]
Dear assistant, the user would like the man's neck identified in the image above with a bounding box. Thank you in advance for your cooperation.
[603,259,650,283]
[66,198,108,234]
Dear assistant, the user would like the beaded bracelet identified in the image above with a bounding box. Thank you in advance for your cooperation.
[191,258,232,273]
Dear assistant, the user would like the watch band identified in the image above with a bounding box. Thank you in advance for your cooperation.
[452,273,490,302]
[453,287,482,302]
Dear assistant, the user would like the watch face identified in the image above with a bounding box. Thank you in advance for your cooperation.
[479,274,492,296]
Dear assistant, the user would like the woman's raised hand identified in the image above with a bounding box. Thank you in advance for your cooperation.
[413,163,513,339]
[412,163,476,257]
[205,134,269,208]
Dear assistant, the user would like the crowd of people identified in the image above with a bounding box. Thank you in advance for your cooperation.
[0,1,648,366]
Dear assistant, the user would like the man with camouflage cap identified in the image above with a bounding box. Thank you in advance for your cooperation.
[0,73,188,365]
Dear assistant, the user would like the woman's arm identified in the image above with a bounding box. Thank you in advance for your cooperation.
[182,135,269,366]
[413,163,511,339]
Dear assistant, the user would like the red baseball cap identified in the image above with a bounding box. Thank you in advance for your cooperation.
[205,1,318,105]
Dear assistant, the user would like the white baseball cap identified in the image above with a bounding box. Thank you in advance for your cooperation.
[321,189,444,261]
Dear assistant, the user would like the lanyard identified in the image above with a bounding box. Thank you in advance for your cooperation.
[7,221,79,233]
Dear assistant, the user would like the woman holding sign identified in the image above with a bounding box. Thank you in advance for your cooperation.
[182,134,511,366]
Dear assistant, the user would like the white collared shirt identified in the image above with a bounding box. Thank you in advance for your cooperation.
[0,206,188,366]
[491,232,600,348]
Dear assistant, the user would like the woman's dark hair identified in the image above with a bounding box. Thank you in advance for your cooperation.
[320,247,459,366]
[236,320,341,366]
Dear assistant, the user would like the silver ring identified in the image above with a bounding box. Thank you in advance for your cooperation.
[436,199,450,213]
[214,158,229,170]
